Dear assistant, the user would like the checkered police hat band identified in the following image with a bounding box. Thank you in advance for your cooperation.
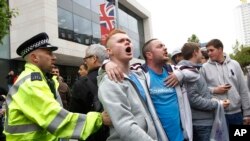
[20,39,49,56]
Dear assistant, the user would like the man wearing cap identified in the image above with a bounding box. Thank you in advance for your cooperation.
[4,32,106,140]
[171,49,183,65]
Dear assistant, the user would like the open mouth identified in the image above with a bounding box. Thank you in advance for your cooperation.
[125,47,131,53]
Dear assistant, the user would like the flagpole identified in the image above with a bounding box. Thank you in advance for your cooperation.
[114,0,119,29]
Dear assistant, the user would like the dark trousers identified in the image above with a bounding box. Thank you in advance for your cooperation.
[193,125,212,141]
[225,112,243,126]
[0,117,6,141]
[79,125,109,141]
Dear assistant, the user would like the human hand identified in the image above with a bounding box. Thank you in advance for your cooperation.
[102,111,112,126]
[8,70,14,75]
[222,99,230,108]
[213,84,231,94]
[164,72,179,87]
[243,116,250,125]
[105,61,124,83]
[0,109,6,116]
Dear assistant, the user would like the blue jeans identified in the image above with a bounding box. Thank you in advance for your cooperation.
[193,125,212,141]
[225,112,243,125]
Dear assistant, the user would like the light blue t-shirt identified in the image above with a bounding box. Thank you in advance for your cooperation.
[148,68,184,141]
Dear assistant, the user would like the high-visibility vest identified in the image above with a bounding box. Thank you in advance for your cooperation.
[4,63,102,141]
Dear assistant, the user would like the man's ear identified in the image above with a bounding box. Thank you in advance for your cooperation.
[30,53,38,63]
[193,50,198,57]
[93,55,98,63]
[106,48,112,55]
[145,52,152,60]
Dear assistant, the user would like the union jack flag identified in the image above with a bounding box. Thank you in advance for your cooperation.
[99,2,116,45]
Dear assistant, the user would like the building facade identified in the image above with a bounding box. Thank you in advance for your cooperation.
[0,0,152,89]
[235,2,250,46]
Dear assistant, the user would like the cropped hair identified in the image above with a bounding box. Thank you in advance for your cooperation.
[86,44,108,64]
[206,39,223,49]
[142,38,157,60]
[105,29,126,47]
[181,42,200,60]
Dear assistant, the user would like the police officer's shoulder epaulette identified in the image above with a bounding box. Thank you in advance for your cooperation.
[31,72,42,81]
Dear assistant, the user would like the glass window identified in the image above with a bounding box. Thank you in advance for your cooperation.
[57,1,145,52]
[92,37,101,44]
[91,0,105,13]
[131,38,140,58]
[138,20,144,53]
[127,30,139,41]
[58,8,74,41]
[58,8,73,30]
[73,0,90,9]
[74,15,92,35]
[92,22,101,38]
[118,9,128,28]
[119,26,129,34]
[58,0,73,12]
[73,15,92,45]
[128,15,138,33]
[0,35,10,59]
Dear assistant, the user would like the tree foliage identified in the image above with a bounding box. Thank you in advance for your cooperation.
[187,34,200,43]
[230,40,250,68]
[0,0,18,44]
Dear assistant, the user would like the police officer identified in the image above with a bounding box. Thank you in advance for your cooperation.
[4,32,105,140]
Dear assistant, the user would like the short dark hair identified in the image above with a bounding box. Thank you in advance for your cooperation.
[52,66,59,69]
[142,38,157,60]
[201,50,209,60]
[181,42,200,60]
[206,39,223,49]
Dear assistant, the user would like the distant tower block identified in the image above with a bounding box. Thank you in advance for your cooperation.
[240,0,248,4]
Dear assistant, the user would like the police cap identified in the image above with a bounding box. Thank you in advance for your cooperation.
[16,32,58,57]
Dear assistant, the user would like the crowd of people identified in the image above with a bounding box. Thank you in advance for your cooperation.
[1,29,250,141]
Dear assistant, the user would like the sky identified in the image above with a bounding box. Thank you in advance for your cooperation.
[135,0,242,54]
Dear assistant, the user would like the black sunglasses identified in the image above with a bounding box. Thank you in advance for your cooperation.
[83,55,94,61]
